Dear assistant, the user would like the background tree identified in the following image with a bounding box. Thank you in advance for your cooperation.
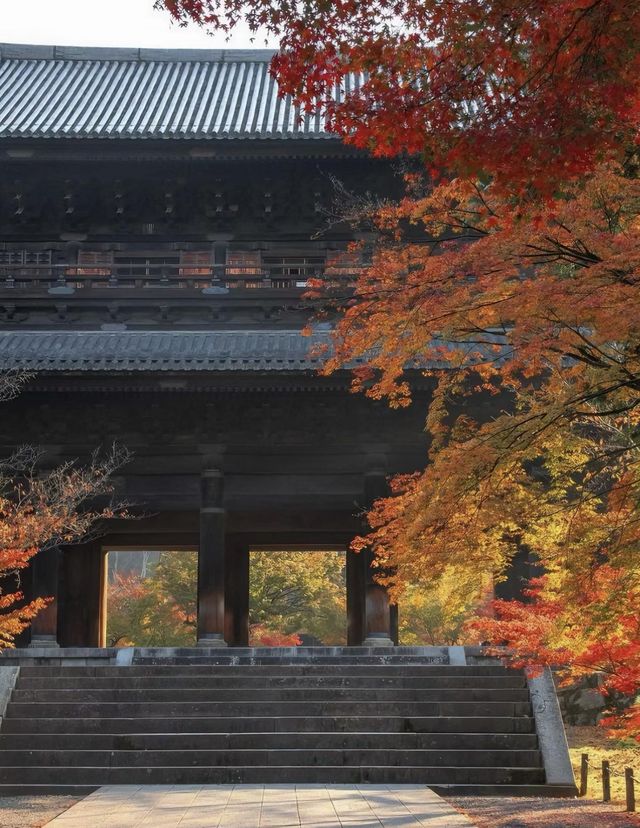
[106,564,196,648]
[157,0,640,738]
[399,567,492,646]
[249,550,346,644]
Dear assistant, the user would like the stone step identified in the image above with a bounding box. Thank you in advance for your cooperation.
[16,664,515,676]
[130,658,472,666]
[0,765,547,785]
[0,748,542,768]
[16,674,526,690]
[0,783,577,798]
[0,731,540,751]
[136,647,446,656]
[0,715,536,734]
[10,687,530,703]
[0,652,575,795]
[5,700,532,718]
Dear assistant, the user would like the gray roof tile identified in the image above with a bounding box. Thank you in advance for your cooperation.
[0,330,334,372]
[0,44,360,140]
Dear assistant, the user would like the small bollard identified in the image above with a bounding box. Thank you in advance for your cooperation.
[602,760,611,802]
[626,768,636,812]
[580,753,589,797]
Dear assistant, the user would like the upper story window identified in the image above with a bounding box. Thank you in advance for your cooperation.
[0,250,53,288]
[0,250,53,267]
[73,250,212,287]
[262,255,324,289]
[76,251,113,276]
[225,251,262,288]
[115,253,180,284]
[0,249,53,282]
[179,251,212,278]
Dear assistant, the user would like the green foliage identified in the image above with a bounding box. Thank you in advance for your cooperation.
[250,551,346,644]
[398,567,492,646]
[106,551,197,648]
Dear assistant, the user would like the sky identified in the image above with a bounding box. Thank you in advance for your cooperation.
[2,0,276,49]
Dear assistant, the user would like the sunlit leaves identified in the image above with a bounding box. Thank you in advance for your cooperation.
[0,441,130,647]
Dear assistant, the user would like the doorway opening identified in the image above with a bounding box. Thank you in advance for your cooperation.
[105,548,197,647]
[249,549,347,646]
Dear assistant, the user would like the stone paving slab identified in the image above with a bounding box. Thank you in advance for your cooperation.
[44,785,476,827]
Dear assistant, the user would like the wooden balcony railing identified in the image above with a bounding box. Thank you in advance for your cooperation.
[0,262,362,292]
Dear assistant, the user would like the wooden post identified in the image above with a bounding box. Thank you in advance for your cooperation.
[224,538,249,646]
[390,602,399,646]
[346,547,365,646]
[29,546,60,647]
[197,469,227,647]
[602,760,611,802]
[579,753,589,797]
[626,768,636,812]
[362,469,393,647]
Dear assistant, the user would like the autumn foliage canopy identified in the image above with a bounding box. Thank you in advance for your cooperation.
[159,0,640,738]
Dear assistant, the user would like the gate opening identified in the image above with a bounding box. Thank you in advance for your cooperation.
[105,549,197,648]
[249,549,347,646]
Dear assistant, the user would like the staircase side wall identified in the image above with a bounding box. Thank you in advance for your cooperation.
[528,667,577,790]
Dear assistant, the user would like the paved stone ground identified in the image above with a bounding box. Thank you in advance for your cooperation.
[448,796,640,827]
[44,785,476,827]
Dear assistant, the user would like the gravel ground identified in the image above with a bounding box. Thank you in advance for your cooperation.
[0,796,80,828]
[448,796,640,827]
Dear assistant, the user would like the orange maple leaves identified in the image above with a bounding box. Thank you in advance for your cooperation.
[471,569,640,741]
[156,0,640,738]
[0,445,130,647]
[160,0,640,191]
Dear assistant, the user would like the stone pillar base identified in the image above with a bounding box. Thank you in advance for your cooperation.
[196,634,227,648]
[362,634,394,648]
[28,636,60,649]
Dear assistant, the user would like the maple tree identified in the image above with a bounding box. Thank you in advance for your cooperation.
[159,0,640,190]
[157,0,640,736]
[0,370,129,646]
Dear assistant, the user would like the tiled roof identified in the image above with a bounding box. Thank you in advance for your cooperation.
[0,44,361,141]
[0,330,335,372]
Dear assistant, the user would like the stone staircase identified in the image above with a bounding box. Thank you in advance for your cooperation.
[0,649,578,796]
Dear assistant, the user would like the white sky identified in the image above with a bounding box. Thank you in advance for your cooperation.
[2,0,276,49]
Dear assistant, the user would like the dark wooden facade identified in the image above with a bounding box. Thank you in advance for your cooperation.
[0,44,443,647]
[0,43,533,647]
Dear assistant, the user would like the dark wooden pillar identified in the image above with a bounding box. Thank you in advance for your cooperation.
[390,602,399,646]
[29,546,60,648]
[362,469,394,647]
[346,547,365,646]
[224,536,249,646]
[197,469,227,646]
[59,541,106,647]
